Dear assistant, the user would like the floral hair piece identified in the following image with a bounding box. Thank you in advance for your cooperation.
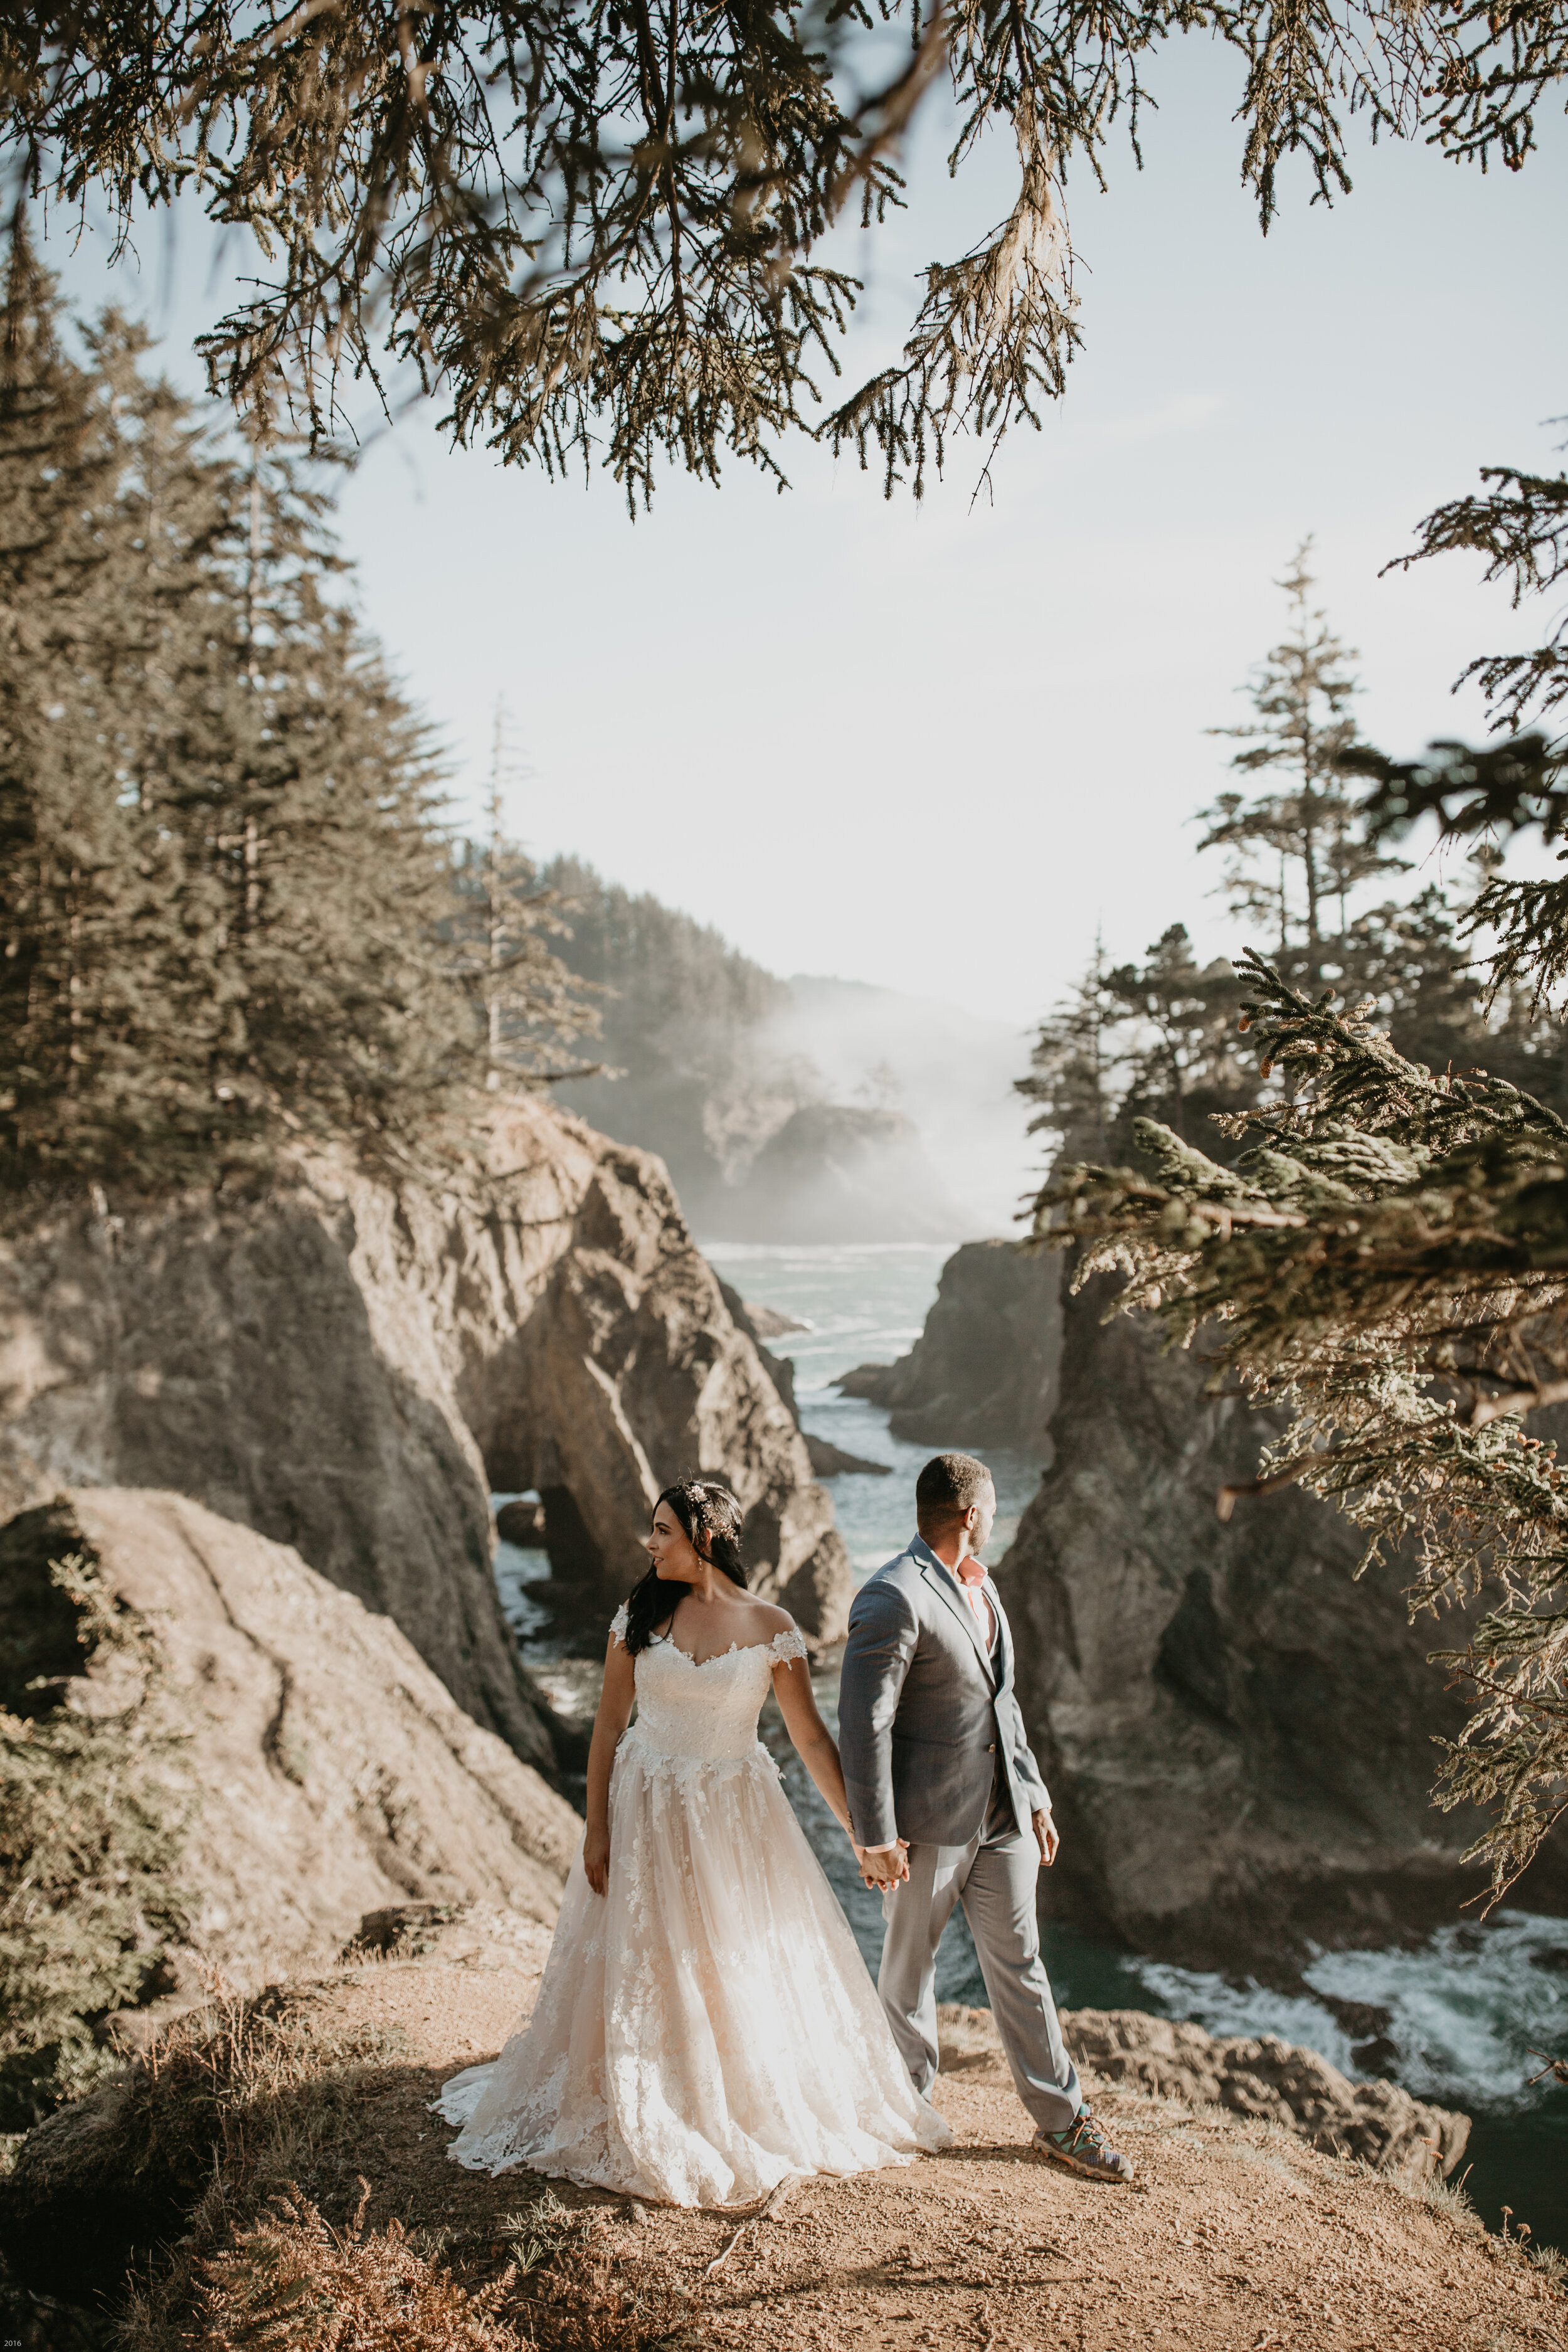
[676,1478,711,1527]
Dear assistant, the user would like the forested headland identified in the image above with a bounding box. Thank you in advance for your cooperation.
[0,267,595,1204]
[539,859,1018,1238]
[0,275,991,1248]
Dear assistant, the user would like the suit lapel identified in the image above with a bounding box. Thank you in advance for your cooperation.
[987,1577,1011,1690]
[918,1551,997,1685]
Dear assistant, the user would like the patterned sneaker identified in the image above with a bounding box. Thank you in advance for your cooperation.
[1030,2105,1135,2183]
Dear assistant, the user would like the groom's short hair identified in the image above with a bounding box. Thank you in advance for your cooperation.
[916,1452,993,1535]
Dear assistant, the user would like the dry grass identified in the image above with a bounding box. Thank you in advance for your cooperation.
[108,2000,691,2352]
[192,2179,528,2350]
[109,1992,415,2352]
[123,2176,687,2352]
[512,2231,692,2351]
[119,1987,410,2232]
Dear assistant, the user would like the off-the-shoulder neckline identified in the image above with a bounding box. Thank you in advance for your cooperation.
[647,1629,803,1668]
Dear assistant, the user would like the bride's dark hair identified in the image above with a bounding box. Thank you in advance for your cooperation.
[620,1477,748,1656]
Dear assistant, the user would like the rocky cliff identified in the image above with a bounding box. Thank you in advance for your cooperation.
[993,1268,1568,1970]
[0,1098,852,1771]
[0,1489,580,2086]
[836,1238,1061,1453]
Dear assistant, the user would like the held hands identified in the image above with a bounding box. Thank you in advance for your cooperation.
[583,1825,611,1897]
[852,1839,910,1892]
[850,1814,1056,1887]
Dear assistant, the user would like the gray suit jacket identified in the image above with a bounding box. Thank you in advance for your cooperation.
[837,1534,1050,1851]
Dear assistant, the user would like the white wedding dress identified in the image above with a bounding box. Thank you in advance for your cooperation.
[437,1608,949,2206]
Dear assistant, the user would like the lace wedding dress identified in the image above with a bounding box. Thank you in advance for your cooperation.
[437,1610,949,2206]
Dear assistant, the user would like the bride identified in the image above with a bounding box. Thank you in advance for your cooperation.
[438,1475,949,2206]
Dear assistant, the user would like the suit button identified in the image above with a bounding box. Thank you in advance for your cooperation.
[987,1744,996,1753]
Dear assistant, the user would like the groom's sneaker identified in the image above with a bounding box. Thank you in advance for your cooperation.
[1030,2105,1135,2184]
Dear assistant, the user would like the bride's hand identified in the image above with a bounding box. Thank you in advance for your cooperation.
[853,1839,909,1891]
[583,1825,611,1896]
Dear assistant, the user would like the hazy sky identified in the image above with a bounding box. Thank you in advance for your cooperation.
[48,38,1567,1032]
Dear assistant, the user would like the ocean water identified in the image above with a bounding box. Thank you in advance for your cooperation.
[702,1238,1042,1571]
[495,1239,1568,2247]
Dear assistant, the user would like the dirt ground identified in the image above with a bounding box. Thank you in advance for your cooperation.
[292,1929,1568,2352]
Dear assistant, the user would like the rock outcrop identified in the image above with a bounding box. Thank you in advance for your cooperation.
[702,1105,969,1244]
[1064,2008,1470,2183]
[994,1271,1568,1965]
[743,1301,809,1341]
[800,1434,893,1478]
[495,1496,548,1548]
[0,1098,854,1764]
[836,1238,1061,1453]
[937,2005,1466,2183]
[1,1490,580,2012]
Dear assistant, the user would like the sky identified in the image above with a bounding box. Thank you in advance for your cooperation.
[45,36,1568,1034]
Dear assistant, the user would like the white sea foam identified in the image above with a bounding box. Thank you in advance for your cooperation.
[1129,1963,1360,2075]
[1307,1914,1568,2106]
[1127,1912,1568,2108]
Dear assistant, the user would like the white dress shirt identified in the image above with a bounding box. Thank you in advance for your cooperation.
[944,1554,997,1652]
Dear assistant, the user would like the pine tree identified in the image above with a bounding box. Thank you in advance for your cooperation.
[445,704,598,1091]
[1322,877,1568,1113]
[0,257,230,1182]
[1105,926,1256,1145]
[1197,543,1406,979]
[1017,940,1118,1168]
[1391,426,1568,771]
[0,1,1559,495]
[154,429,464,1151]
[1019,928,1257,1172]
[1,267,581,1193]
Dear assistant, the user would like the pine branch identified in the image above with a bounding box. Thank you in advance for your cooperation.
[3,0,1562,489]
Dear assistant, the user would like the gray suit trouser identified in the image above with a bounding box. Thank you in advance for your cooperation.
[877,1793,1081,2136]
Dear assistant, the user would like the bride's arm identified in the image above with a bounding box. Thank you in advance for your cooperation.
[771,1655,855,1839]
[583,1635,637,1897]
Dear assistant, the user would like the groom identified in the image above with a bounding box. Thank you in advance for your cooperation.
[839,1452,1133,2183]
